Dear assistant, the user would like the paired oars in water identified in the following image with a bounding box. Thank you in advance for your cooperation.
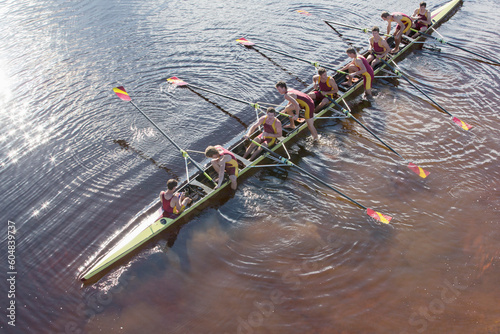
[249,139,392,224]
[410,29,500,66]
[112,86,216,186]
[236,38,346,74]
[327,96,430,178]
[380,59,472,131]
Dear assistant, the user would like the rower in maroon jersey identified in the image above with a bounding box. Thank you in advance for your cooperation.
[205,145,239,190]
[243,107,283,161]
[411,2,432,37]
[366,26,391,67]
[160,179,192,217]
[340,47,375,99]
[308,67,339,113]
[381,11,413,53]
[275,81,319,140]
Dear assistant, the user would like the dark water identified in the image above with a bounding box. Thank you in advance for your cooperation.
[1,0,499,333]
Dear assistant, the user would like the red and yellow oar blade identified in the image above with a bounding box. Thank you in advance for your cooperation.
[452,117,472,131]
[366,208,392,224]
[407,162,430,179]
[113,86,131,101]
[236,37,255,46]
[297,9,312,16]
[167,76,188,86]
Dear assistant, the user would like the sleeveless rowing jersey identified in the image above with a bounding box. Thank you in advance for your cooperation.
[288,88,315,119]
[318,76,335,97]
[259,116,278,146]
[355,55,374,90]
[216,145,238,176]
[161,191,175,216]
[392,12,412,33]
[370,37,387,54]
[415,10,430,30]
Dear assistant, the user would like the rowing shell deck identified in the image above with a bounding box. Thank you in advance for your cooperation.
[80,0,463,283]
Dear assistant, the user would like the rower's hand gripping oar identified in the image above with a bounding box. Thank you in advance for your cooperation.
[112,86,216,186]
[380,59,473,131]
[236,38,347,75]
[410,29,500,66]
[249,139,393,224]
[326,96,430,178]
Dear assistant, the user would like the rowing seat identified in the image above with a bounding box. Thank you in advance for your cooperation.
[190,180,214,195]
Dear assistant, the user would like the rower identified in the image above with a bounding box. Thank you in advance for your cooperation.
[340,47,375,99]
[411,2,432,36]
[275,81,319,140]
[366,26,391,67]
[243,107,283,161]
[308,67,339,113]
[160,179,192,218]
[381,11,413,54]
[205,145,238,190]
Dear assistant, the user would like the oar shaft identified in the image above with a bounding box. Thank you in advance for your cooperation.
[324,20,367,32]
[250,139,367,210]
[413,30,500,65]
[382,59,453,117]
[187,84,252,106]
[128,100,214,183]
[328,97,404,160]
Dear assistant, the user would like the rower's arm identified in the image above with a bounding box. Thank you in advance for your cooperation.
[327,77,339,94]
[216,156,230,188]
[351,59,366,76]
[380,39,391,57]
[285,94,300,117]
[386,21,392,35]
[244,116,265,138]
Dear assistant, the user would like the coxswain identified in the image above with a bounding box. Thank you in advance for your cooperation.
[205,145,238,190]
[275,81,319,140]
[243,107,283,161]
[340,47,375,99]
[160,179,192,218]
[381,11,413,54]
[411,2,432,36]
[366,26,391,67]
[307,67,339,113]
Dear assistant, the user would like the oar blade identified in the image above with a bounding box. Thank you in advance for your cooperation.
[407,162,430,179]
[113,86,131,101]
[452,117,472,131]
[366,208,392,224]
[236,38,255,46]
[297,10,312,16]
[167,76,188,86]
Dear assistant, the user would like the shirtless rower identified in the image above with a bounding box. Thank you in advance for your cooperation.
[275,81,318,140]
[160,179,192,217]
[411,2,432,37]
[366,26,391,67]
[205,145,238,190]
[243,107,283,161]
[340,47,375,99]
[381,11,413,54]
[308,67,339,113]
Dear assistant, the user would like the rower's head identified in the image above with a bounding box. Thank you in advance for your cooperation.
[275,81,288,95]
[205,146,220,159]
[372,26,380,37]
[420,2,427,8]
[317,67,328,80]
[266,107,277,119]
[167,179,178,190]
[381,11,391,21]
[346,47,357,59]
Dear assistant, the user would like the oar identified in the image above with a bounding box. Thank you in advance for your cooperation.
[167,77,301,121]
[322,20,392,38]
[249,139,392,224]
[410,29,500,66]
[297,10,357,48]
[236,38,346,74]
[113,86,216,186]
[380,59,472,131]
[327,96,430,178]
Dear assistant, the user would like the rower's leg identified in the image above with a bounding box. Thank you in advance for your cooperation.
[229,175,237,190]
[315,98,330,113]
[305,118,318,140]
[283,104,296,129]
[243,142,257,159]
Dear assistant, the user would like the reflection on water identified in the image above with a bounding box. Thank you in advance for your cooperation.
[1,0,500,333]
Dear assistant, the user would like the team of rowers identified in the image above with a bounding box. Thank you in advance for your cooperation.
[160,2,433,217]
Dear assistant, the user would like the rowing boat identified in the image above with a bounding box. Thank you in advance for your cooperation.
[80,0,462,283]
